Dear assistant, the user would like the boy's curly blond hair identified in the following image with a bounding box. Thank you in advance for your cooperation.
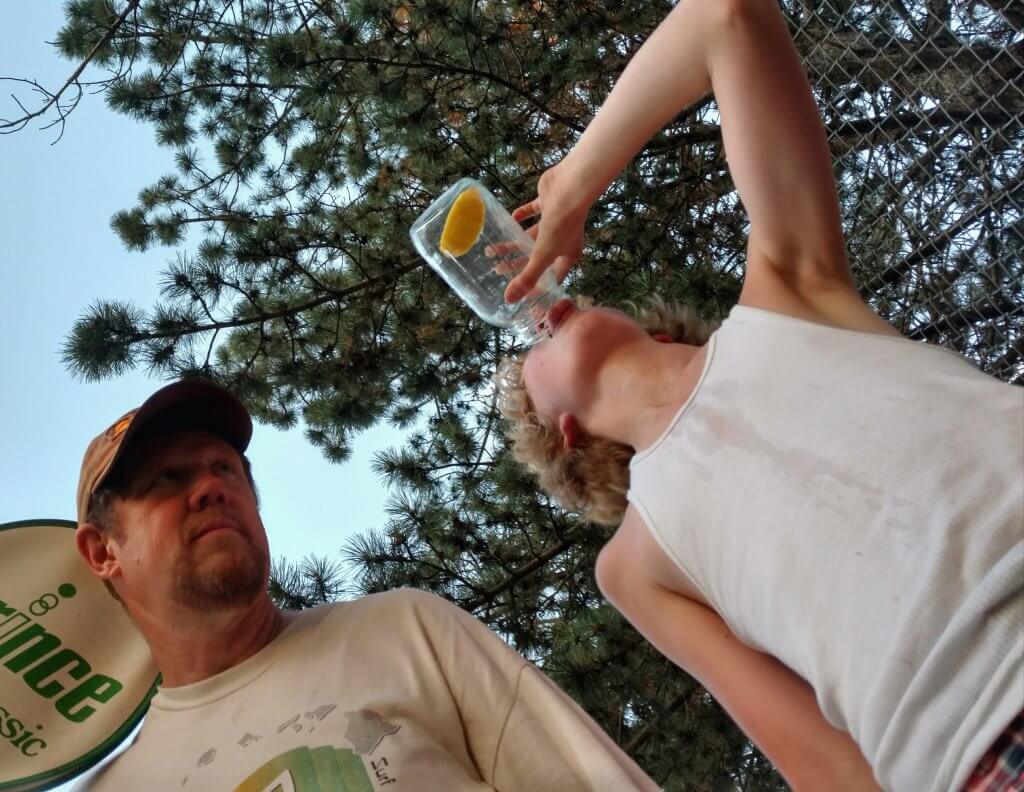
[496,296,720,526]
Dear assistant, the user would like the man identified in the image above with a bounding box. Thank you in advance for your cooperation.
[72,379,658,791]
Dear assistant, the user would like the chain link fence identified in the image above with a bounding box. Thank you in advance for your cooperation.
[789,0,1023,383]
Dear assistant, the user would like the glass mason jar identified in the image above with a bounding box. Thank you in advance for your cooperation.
[410,177,565,344]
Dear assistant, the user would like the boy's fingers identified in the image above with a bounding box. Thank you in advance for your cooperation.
[512,198,541,222]
[504,246,554,302]
[484,240,520,258]
[553,255,575,283]
[492,256,528,276]
[485,225,537,259]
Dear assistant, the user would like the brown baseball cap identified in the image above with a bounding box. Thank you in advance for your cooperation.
[76,379,253,526]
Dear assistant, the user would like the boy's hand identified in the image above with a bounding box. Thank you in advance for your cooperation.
[504,158,592,303]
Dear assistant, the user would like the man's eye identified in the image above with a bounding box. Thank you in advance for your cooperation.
[151,466,189,486]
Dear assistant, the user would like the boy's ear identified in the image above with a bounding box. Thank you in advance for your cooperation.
[651,333,674,344]
[75,523,122,582]
[559,414,579,450]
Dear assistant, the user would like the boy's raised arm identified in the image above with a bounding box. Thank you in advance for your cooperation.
[507,0,853,302]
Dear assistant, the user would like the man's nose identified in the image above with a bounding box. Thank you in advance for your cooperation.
[188,470,228,510]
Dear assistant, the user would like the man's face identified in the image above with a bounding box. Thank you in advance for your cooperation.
[104,429,269,613]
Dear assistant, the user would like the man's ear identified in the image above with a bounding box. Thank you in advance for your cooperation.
[75,523,122,582]
[558,414,579,450]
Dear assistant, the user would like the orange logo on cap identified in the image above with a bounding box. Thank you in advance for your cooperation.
[110,416,133,439]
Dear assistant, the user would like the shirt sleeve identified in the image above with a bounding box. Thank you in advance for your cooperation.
[490,664,660,792]
[408,589,659,792]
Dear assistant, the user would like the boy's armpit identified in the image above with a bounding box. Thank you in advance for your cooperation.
[597,504,710,606]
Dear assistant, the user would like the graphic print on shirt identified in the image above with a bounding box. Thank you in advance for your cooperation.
[344,710,401,755]
[221,709,400,791]
[233,745,373,791]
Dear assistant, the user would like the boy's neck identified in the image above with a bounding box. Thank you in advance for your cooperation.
[587,341,707,452]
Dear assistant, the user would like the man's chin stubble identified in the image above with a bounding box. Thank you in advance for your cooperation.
[174,547,267,611]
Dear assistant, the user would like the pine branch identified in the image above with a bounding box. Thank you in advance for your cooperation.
[304,54,586,133]
[0,0,143,141]
[464,530,587,611]
[624,690,690,754]
[127,259,424,344]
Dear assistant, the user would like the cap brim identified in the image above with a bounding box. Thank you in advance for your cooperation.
[104,379,253,487]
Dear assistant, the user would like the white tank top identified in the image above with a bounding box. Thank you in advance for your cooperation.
[627,305,1024,792]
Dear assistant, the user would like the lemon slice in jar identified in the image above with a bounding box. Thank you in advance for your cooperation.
[439,187,486,257]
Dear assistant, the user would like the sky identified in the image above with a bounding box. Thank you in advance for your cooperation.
[1,7,405,788]
[0,6,405,570]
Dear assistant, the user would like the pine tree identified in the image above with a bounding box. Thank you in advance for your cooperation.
[5,0,1020,787]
